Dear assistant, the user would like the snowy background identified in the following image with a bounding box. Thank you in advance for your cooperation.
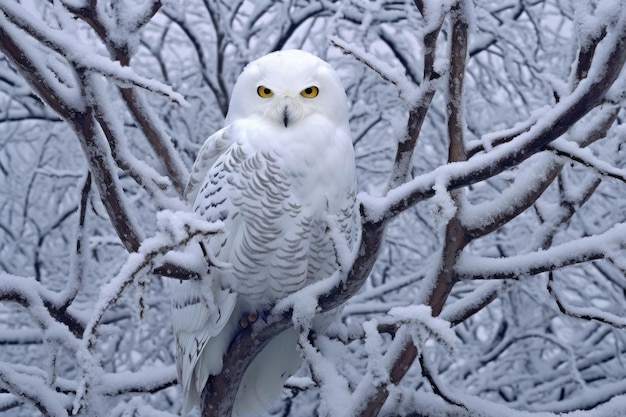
[1,0,626,416]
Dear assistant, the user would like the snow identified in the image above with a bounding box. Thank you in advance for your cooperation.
[362,319,388,383]
[550,137,626,182]
[389,304,459,352]
[459,152,559,232]
[0,2,187,105]
[274,270,343,330]
[3,1,626,416]
[441,281,504,324]
[101,365,177,395]
[0,362,71,417]
[456,221,626,280]
[431,176,458,228]
[297,332,352,417]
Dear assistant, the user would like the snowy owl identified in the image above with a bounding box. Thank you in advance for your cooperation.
[170,49,359,416]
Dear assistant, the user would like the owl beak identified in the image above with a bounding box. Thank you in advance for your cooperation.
[282,106,290,127]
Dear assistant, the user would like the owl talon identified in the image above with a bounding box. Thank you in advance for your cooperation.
[239,310,260,329]
[248,310,259,323]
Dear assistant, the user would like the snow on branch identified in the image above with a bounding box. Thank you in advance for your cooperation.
[297,331,353,417]
[82,71,181,208]
[389,304,459,352]
[74,211,221,412]
[82,211,222,350]
[0,363,70,416]
[101,366,178,396]
[330,36,416,101]
[0,273,86,414]
[0,2,187,105]
[455,222,626,280]
[440,281,506,326]
[361,12,626,223]
[549,138,626,184]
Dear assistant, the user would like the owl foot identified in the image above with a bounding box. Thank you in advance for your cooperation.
[238,309,269,329]
[239,311,259,329]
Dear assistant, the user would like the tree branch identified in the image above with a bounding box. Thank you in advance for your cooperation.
[547,272,626,329]
[455,222,626,280]
[426,0,470,317]
[367,14,626,223]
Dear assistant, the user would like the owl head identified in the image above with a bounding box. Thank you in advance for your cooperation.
[225,49,350,131]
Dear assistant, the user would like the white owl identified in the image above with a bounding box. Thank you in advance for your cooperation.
[170,49,359,416]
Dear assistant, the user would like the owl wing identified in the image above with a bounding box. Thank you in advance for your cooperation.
[170,278,238,412]
[184,126,234,204]
[171,125,241,412]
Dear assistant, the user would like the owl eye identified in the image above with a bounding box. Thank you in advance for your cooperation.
[300,86,319,98]
[257,86,273,98]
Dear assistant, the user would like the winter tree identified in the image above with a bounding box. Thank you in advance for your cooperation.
[1,0,625,416]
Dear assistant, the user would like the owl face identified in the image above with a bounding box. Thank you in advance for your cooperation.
[254,83,320,127]
[225,50,350,131]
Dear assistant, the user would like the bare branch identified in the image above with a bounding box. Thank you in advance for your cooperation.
[547,272,626,329]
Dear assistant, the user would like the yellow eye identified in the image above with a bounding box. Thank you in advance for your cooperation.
[257,86,273,98]
[300,86,319,98]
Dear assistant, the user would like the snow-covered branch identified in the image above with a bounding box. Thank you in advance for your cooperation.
[456,222,626,280]
[0,2,185,104]
[3,1,626,416]
[362,10,626,223]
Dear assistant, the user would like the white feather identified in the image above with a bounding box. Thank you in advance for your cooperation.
[170,49,359,415]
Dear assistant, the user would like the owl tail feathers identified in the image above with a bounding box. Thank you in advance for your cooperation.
[232,327,302,417]
[178,290,240,414]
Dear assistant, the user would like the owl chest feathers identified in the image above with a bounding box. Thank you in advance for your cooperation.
[193,117,355,308]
